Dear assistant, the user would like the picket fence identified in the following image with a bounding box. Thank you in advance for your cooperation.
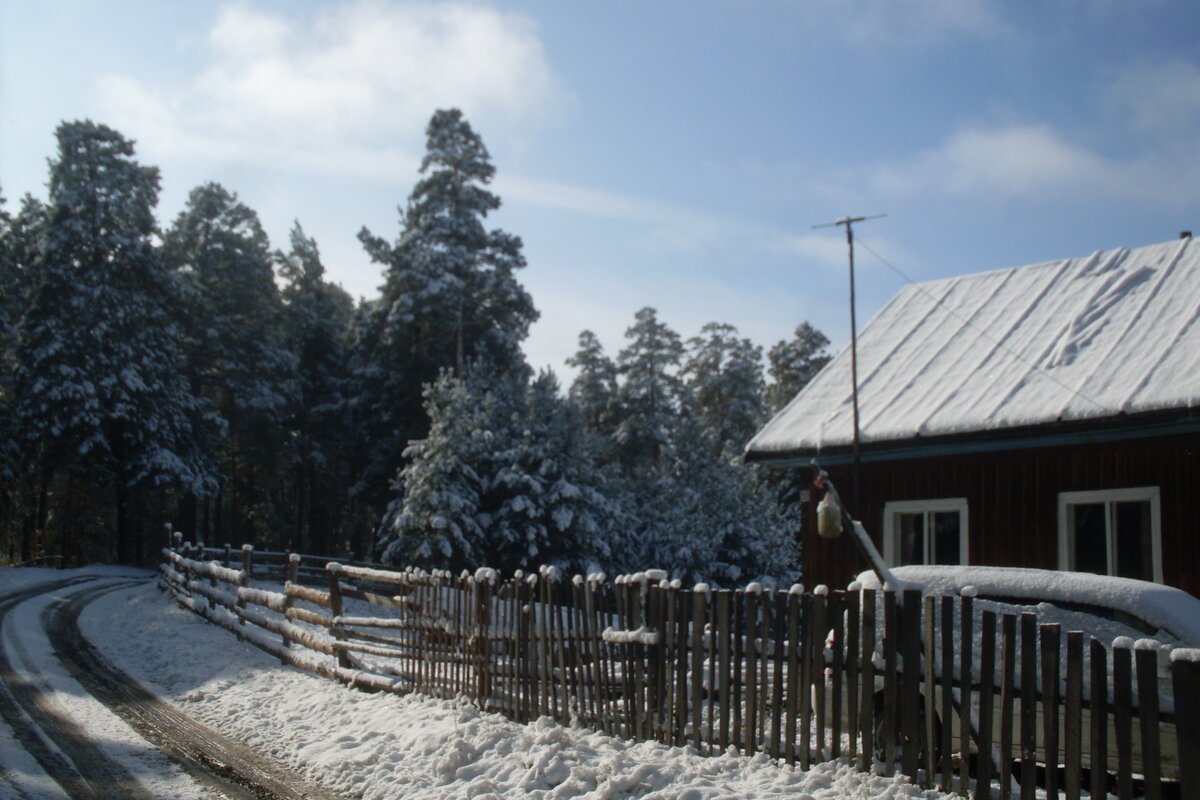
[158,538,1200,800]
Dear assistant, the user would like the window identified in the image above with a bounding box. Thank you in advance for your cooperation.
[1058,487,1162,583]
[883,498,968,567]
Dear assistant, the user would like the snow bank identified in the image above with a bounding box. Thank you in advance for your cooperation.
[857,565,1200,645]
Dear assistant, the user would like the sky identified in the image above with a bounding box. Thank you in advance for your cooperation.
[2,0,1198,381]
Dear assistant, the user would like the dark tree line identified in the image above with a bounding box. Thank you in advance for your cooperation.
[0,112,829,584]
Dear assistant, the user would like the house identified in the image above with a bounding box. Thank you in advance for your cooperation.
[745,234,1200,597]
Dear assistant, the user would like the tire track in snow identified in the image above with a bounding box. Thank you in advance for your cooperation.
[0,576,149,799]
[47,580,340,800]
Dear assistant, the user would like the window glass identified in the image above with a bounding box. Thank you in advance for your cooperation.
[1070,502,1107,575]
[932,511,961,565]
[897,512,925,567]
[1114,500,1153,581]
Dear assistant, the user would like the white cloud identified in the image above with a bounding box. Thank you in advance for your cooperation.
[869,124,1123,199]
[1108,58,1200,135]
[94,0,564,179]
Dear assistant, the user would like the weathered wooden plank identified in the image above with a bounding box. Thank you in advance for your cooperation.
[1019,612,1037,800]
[758,587,768,753]
[1063,631,1083,800]
[691,588,706,751]
[813,590,830,758]
[1113,643,1133,800]
[1173,653,1200,800]
[732,590,744,751]
[675,587,689,746]
[922,595,936,789]
[785,589,801,765]
[717,589,732,750]
[858,588,875,774]
[799,591,814,770]
[939,595,954,792]
[1089,637,1108,800]
[900,588,921,782]
[999,614,1016,800]
[831,591,846,761]
[1134,644,1161,800]
[769,591,785,759]
[743,589,757,755]
[1039,623,1061,798]
[881,589,898,776]
[957,592,972,797]
[977,610,997,798]
[845,588,861,761]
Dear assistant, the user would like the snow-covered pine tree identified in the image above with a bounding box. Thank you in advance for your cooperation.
[380,367,624,574]
[354,108,538,516]
[566,330,619,436]
[163,182,298,546]
[277,222,355,555]
[612,307,684,471]
[766,322,831,413]
[15,121,218,563]
[682,322,766,460]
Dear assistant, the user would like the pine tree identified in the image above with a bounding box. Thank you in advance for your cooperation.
[163,182,297,546]
[15,121,217,563]
[613,307,684,471]
[682,322,765,459]
[278,222,355,554]
[766,322,831,413]
[354,108,537,513]
[566,330,619,435]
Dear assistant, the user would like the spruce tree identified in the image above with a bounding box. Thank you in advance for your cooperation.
[382,368,622,574]
[15,121,217,563]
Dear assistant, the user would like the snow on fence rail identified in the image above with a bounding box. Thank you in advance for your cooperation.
[159,538,1200,799]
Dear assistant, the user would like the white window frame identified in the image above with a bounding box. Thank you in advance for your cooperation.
[1057,487,1162,583]
[882,498,969,567]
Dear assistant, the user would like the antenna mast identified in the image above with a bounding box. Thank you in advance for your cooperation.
[812,213,886,500]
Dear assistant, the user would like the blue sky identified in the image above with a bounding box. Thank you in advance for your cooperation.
[3,1,1198,380]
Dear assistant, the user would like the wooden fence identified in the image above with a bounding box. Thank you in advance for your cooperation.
[159,539,1200,800]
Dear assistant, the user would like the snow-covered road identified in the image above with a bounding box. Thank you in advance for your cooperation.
[1,566,957,799]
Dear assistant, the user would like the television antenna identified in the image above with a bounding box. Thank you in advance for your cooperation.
[812,213,886,499]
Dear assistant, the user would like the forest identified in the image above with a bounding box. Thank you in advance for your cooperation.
[0,110,831,585]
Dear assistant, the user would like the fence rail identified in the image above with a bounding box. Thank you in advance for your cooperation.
[159,539,1200,799]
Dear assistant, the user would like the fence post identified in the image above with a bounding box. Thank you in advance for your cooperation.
[241,544,253,580]
[280,553,299,655]
[1172,650,1200,800]
[326,563,352,669]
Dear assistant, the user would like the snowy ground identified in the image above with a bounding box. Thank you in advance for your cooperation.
[0,566,963,799]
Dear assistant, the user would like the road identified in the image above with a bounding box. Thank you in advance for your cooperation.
[0,577,339,800]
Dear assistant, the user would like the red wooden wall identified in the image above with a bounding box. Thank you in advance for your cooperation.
[797,431,1200,597]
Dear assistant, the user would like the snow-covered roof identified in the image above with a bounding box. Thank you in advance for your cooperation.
[747,236,1200,459]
